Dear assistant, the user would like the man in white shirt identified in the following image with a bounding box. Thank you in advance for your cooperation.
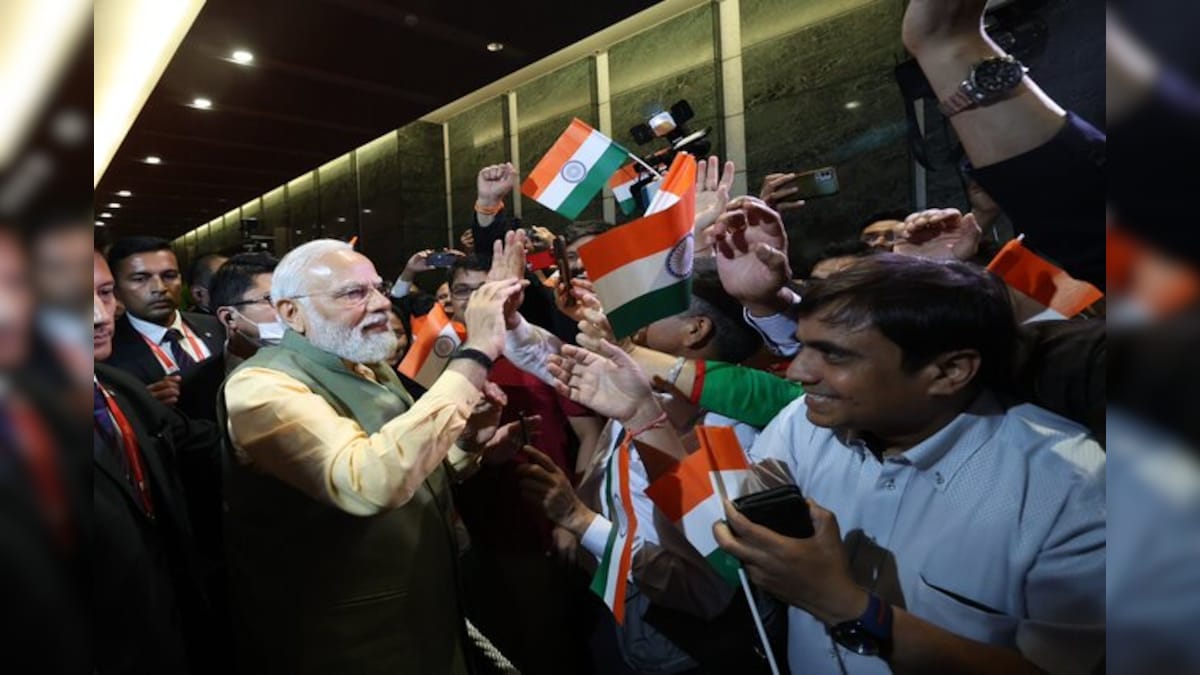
[102,236,225,421]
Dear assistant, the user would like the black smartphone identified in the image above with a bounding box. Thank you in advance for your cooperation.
[552,236,575,307]
[427,250,460,268]
[732,485,814,539]
[786,166,839,200]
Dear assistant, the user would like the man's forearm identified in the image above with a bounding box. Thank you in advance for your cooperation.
[886,607,1045,675]
[911,35,1066,169]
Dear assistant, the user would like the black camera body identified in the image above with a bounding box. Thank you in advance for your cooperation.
[626,100,712,212]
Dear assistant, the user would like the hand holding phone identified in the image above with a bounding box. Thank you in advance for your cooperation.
[426,250,462,268]
[552,236,576,307]
[732,484,814,539]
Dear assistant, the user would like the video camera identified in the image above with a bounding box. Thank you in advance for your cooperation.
[626,100,711,212]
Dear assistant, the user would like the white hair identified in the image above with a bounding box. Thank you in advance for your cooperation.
[271,239,352,302]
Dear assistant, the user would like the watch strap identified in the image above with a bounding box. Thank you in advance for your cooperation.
[938,85,977,117]
[450,346,494,370]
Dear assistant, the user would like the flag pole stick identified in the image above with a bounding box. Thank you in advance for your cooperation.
[627,152,663,180]
[706,430,782,675]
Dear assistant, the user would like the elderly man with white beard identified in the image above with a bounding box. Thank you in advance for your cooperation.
[220,238,528,675]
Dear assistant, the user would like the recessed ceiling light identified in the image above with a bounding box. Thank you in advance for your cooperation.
[145,155,162,164]
[95,221,105,227]
[191,97,213,109]
[107,202,121,208]
[100,212,113,218]
[362,208,372,214]
[844,100,862,110]
[231,49,254,64]
[486,42,504,52]
[117,190,132,197]
[337,217,347,223]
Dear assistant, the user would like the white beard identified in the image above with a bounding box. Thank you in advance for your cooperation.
[303,306,397,365]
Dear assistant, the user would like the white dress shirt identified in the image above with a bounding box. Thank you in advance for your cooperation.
[747,392,1105,675]
[127,311,211,370]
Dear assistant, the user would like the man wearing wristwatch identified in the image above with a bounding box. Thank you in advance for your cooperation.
[220,238,528,675]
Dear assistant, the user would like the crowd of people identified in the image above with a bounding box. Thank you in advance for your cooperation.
[4,1,1193,673]
[83,3,1117,674]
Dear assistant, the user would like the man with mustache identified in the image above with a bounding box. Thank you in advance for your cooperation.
[102,236,225,421]
[221,238,527,675]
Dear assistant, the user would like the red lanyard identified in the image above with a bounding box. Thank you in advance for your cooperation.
[11,400,72,546]
[96,385,156,518]
[141,322,206,373]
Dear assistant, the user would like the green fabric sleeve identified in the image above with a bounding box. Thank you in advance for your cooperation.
[696,360,804,429]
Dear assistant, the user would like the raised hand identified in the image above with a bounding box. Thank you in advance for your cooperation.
[547,340,653,424]
[759,173,807,213]
[695,156,736,245]
[462,278,528,360]
[477,162,517,207]
[555,277,600,324]
[459,229,476,254]
[893,207,982,261]
[710,196,794,316]
[487,229,529,329]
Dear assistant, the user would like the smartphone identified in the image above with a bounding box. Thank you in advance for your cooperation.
[427,250,460,268]
[732,484,814,539]
[552,236,575,307]
[786,166,839,200]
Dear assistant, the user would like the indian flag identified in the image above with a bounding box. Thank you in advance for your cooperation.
[645,426,751,586]
[987,236,1103,320]
[521,118,630,220]
[398,303,461,388]
[578,152,697,338]
[608,163,641,216]
[591,439,637,623]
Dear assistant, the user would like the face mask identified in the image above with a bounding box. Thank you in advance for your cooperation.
[233,308,286,346]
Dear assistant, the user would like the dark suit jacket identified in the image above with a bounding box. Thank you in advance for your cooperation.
[102,311,226,422]
[93,363,226,674]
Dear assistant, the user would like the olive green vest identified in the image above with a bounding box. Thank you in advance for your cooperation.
[220,330,468,675]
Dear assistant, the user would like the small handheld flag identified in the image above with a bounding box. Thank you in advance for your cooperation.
[398,304,462,388]
[578,152,697,338]
[521,118,630,220]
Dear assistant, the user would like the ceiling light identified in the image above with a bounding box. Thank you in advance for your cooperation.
[95,221,105,227]
[107,202,121,208]
[337,217,347,223]
[100,212,113,218]
[844,100,862,110]
[191,97,212,109]
[231,49,253,64]
[145,155,161,164]
[117,189,132,197]
[486,42,504,52]
[362,208,372,214]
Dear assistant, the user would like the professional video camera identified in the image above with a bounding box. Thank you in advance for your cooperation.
[625,100,711,212]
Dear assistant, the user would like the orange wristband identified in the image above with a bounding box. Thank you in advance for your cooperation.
[474,200,504,216]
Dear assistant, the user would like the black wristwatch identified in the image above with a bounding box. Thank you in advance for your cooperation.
[829,592,894,658]
[449,346,494,370]
[938,55,1028,117]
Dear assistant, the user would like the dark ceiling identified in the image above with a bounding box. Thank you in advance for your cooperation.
[96,0,654,239]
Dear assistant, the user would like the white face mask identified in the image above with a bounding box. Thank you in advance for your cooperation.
[233,308,286,346]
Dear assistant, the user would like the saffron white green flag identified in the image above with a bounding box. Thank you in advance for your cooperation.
[521,118,630,220]
[577,152,697,338]
[590,439,637,623]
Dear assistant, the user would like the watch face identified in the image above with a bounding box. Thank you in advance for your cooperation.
[831,625,880,657]
[972,58,1024,94]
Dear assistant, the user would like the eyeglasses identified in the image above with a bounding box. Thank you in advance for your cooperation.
[288,281,390,307]
[450,283,483,300]
[230,295,272,307]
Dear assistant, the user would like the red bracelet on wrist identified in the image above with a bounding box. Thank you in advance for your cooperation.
[626,410,669,440]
